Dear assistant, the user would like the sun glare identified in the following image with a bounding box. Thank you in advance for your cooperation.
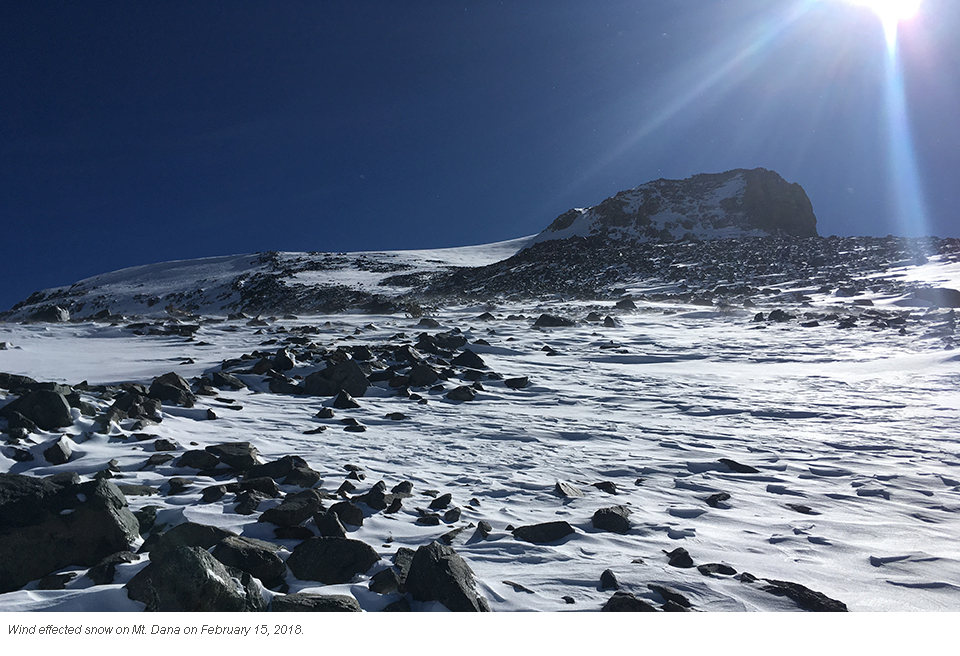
[845,0,921,31]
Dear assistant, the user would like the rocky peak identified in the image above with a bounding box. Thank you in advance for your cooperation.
[533,168,817,245]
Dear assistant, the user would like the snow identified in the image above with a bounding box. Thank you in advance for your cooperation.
[1,242,958,627]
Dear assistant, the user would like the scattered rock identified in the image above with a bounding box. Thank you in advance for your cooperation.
[259,489,324,527]
[512,521,575,544]
[446,386,476,402]
[705,492,731,507]
[405,541,490,612]
[534,314,575,328]
[593,481,618,494]
[0,390,75,431]
[504,376,529,389]
[664,547,694,568]
[600,569,619,590]
[718,458,760,474]
[175,449,220,470]
[148,372,196,407]
[698,563,737,576]
[205,442,260,470]
[285,537,380,584]
[592,505,631,534]
[332,390,361,409]
[211,535,287,588]
[272,592,362,612]
[329,500,364,527]
[649,584,692,608]
[761,578,848,611]
[451,350,487,369]
[42,435,74,465]
[86,551,139,585]
[554,481,584,498]
[601,591,657,612]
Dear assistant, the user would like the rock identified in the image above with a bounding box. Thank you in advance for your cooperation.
[126,545,266,611]
[593,481,618,494]
[38,572,77,589]
[238,476,281,498]
[0,390,74,431]
[205,442,260,470]
[283,465,322,488]
[504,376,529,389]
[355,481,400,511]
[285,537,380,584]
[443,507,461,523]
[446,386,476,402]
[211,371,246,390]
[148,372,196,407]
[315,407,335,419]
[314,509,347,538]
[512,521,575,544]
[42,435,74,465]
[698,563,737,576]
[26,306,70,323]
[369,567,402,594]
[0,373,38,391]
[534,314,575,327]
[429,492,452,510]
[408,363,440,387]
[244,455,310,481]
[147,521,237,560]
[761,578,848,611]
[86,551,139,585]
[592,505,631,534]
[600,569,619,590]
[477,520,493,538]
[4,410,37,433]
[405,541,490,612]
[274,526,315,541]
[601,591,657,612]
[211,536,287,588]
[662,600,690,612]
[201,485,227,503]
[767,309,793,322]
[603,316,618,328]
[306,359,369,398]
[616,298,637,309]
[153,438,177,452]
[175,449,221,470]
[451,350,487,369]
[649,584,692,608]
[0,474,140,593]
[329,500,364,527]
[272,593,362,612]
[235,490,267,515]
[332,390,361,409]
[705,492,731,507]
[718,458,760,474]
[664,547,694,568]
[116,485,159,497]
[273,348,296,371]
[555,481,584,498]
[259,489,324,527]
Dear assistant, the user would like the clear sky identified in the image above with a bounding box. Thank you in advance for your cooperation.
[2,0,958,312]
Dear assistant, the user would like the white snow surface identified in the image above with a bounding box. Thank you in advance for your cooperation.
[1,249,959,613]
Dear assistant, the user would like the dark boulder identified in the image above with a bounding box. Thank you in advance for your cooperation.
[212,536,287,588]
[329,500,364,527]
[664,547,694,568]
[408,363,440,387]
[592,506,631,534]
[314,509,348,538]
[148,372,196,407]
[451,350,487,370]
[512,521,575,544]
[0,474,140,593]
[285,537,380,584]
[175,449,220,470]
[912,287,960,308]
[273,348,296,371]
[534,314,575,327]
[600,569,619,590]
[0,390,74,431]
[272,593,362,612]
[332,390,361,409]
[244,455,310,481]
[211,371,246,390]
[719,458,760,474]
[404,541,490,612]
[147,521,237,560]
[601,591,657,612]
[446,386,476,402]
[259,489,324,527]
[205,442,260,470]
[761,578,848,611]
[504,376,529,389]
[86,551,139,585]
[42,435,74,465]
[0,373,38,391]
[26,306,70,323]
[554,481,584,498]
[126,545,266,611]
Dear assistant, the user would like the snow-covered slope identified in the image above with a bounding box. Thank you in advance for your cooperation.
[532,168,817,245]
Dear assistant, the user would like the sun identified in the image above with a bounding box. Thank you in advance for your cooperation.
[844,0,921,26]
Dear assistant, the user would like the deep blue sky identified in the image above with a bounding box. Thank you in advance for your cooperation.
[2,0,959,312]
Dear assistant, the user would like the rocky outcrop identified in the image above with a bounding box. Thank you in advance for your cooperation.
[533,168,817,245]
[0,474,140,593]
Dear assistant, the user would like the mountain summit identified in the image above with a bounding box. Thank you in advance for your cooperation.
[533,168,817,245]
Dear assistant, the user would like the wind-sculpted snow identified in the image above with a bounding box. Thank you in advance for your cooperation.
[1,267,958,610]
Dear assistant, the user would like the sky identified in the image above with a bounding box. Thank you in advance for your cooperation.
[2,0,959,312]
